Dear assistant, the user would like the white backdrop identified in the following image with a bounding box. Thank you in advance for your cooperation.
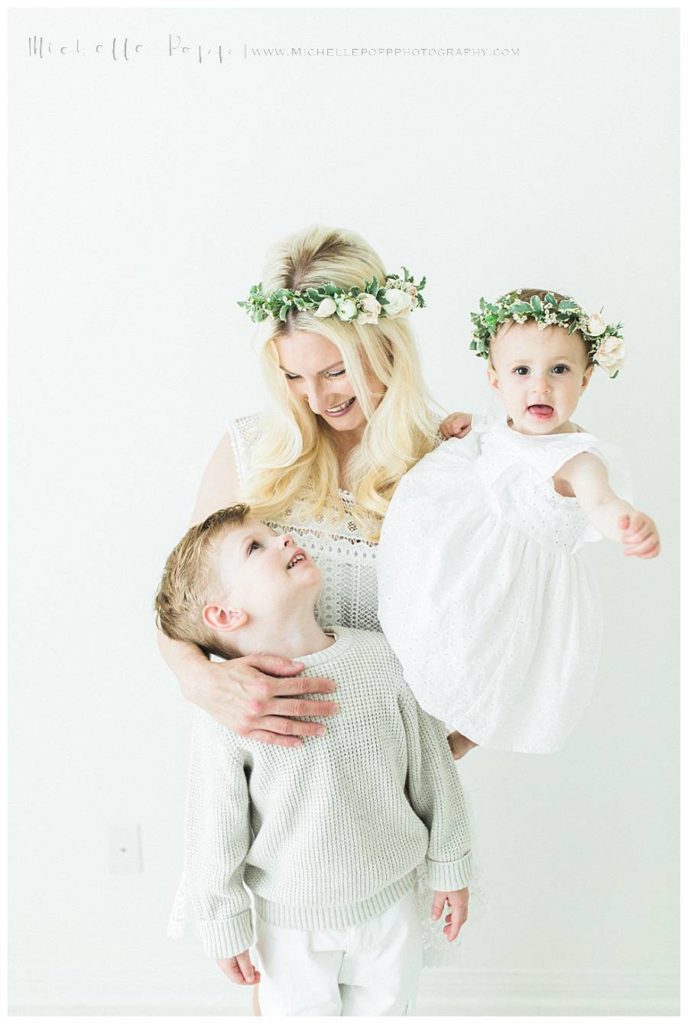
[8,6,679,1016]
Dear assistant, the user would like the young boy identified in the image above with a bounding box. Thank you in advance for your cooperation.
[156,504,473,1016]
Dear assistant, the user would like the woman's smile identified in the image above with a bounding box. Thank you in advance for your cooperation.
[324,396,357,417]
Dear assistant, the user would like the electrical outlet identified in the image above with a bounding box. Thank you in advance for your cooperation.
[109,824,143,874]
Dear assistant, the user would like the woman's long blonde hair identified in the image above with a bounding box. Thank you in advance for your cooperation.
[243,225,439,540]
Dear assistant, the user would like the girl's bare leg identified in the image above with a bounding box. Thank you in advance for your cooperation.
[448,732,478,760]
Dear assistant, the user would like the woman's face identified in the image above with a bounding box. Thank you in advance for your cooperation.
[276,331,383,441]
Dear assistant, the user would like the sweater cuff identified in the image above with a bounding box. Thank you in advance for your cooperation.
[426,850,473,891]
[199,909,255,959]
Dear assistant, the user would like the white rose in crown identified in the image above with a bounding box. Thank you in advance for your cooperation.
[585,313,607,337]
[383,288,413,318]
[336,297,358,321]
[356,293,382,325]
[313,297,337,318]
[594,336,626,376]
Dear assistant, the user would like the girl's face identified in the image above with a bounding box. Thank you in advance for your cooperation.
[276,331,384,442]
[488,322,593,435]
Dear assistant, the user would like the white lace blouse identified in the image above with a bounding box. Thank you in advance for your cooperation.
[226,413,382,633]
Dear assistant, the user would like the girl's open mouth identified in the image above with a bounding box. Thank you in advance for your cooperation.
[527,404,554,419]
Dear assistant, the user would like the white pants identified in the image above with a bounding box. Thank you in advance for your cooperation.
[254,889,423,1016]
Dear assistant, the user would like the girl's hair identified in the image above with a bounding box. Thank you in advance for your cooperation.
[242,225,439,540]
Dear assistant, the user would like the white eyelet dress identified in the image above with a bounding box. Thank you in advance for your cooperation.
[376,414,632,754]
[220,412,469,965]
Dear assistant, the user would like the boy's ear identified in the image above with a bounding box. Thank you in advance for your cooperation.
[202,604,248,633]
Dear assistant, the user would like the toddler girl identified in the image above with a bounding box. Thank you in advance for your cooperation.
[376,289,660,756]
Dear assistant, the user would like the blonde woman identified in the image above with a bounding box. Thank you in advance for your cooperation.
[158,225,466,742]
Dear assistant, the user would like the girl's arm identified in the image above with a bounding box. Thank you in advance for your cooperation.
[440,411,473,439]
[555,452,660,558]
[157,433,339,744]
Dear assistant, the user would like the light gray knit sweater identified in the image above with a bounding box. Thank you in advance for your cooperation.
[179,627,473,959]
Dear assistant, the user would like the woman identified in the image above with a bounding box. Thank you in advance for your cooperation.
[158,224,460,738]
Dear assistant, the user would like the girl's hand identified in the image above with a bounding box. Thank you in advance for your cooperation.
[217,951,261,986]
[184,654,339,747]
[440,411,473,439]
[431,887,469,942]
[618,512,661,559]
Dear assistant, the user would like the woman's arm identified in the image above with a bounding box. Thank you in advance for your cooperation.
[555,452,660,558]
[157,433,339,746]
[188,434,242,526]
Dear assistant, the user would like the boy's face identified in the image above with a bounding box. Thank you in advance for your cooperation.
[488,322,593,435]
[209,519,322,625]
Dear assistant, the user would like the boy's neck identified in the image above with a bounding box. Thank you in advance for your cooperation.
[236,608,336,660]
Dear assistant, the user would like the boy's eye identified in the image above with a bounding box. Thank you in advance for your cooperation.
[513,366,529,376]
[552,364,569,374]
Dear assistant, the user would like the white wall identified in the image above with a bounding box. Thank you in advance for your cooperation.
[8,6,679,1015]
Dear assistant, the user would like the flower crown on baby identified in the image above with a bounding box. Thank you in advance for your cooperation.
[470,289,626,378]
[238,267,426,326]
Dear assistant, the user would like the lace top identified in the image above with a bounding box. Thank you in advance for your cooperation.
[227,413,381,633]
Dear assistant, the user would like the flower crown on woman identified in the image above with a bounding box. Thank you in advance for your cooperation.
[238,267,426,326]
[470,288,626,378]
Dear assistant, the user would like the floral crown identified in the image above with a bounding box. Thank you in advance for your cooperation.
[470,290,625,378]
[238,267,426,326]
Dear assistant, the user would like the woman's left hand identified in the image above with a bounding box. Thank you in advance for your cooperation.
[440,411,473,439]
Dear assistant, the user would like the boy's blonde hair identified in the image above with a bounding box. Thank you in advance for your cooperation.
[243,225,440,541]
[155,504,249,659]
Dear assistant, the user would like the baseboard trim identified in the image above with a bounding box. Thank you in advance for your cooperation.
[416,968,679,1016]
[10,967,679,1016]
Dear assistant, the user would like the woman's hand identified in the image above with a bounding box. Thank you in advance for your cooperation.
[183,652,339,747]
[440,411,473,439]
